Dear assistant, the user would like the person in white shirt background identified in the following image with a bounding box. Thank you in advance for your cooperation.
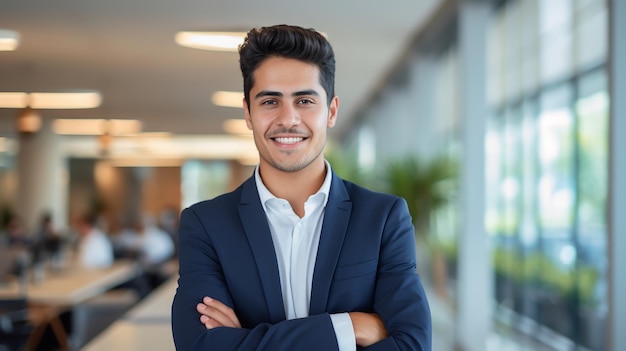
[75,212,114,269]
[110,213,175,289]
[110,214,174,267]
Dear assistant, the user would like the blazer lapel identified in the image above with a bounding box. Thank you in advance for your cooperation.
[309,174,352,315]
[238,177,286,323]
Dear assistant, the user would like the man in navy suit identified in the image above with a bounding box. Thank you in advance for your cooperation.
[171,24,431,350]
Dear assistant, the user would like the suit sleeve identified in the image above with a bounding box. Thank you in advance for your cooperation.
[364,198,432,351]
[171,207,341,351]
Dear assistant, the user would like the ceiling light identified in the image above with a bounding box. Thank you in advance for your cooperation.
[110,158,184,168]
[107,119,143,135]
[52,119,142,135]
[52,119,103,135]
[29,92,101,109]
[212,91,243,108]
[118,132,172,138]
[0,91,101,109]
[223,119,251,136]
[0,29,20,51]
[0,92,28,108]
[175,31,246,52]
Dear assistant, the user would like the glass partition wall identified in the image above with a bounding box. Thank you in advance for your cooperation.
[487,0,608,349]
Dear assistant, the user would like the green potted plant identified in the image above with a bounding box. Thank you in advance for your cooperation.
[383,154,457,298]
[324,144,371,186]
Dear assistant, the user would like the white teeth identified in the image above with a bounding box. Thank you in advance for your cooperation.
[274,137,303,144]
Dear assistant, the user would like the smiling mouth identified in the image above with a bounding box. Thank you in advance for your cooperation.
[273,137,305,144]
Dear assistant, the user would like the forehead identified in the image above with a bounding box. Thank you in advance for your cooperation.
[251,57,323,92]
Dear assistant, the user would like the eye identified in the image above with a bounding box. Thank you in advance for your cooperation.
[297,98,314,105]
[261,99,277,105]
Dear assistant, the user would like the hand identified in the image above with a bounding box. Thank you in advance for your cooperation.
[349,312,388,347]
[196,296,242,329]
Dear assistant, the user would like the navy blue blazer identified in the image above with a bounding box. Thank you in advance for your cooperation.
[171,173,431,350]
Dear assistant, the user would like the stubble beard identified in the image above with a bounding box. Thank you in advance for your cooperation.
[260,142,326,173]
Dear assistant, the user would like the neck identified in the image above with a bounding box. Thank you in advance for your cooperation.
[259,159,327,217]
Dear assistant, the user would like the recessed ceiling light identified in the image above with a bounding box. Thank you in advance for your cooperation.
[0,29,20,51]
[0,92,28,108]
[212,91,243,108]
[175,31,246,52]
[110,158,184,168]
[29,92,101,109]
[52,119,142,135]
[0,91,101,109]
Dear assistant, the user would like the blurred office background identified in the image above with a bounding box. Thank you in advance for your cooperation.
[0,0,624,350]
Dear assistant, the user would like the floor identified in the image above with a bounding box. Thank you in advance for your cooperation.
[426,282,565,351]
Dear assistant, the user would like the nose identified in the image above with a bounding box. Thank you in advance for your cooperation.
[276,104,300,127]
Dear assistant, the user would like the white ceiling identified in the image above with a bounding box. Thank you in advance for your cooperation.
[0,0,440,144]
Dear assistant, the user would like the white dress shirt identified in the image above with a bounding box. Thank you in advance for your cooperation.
[255,162,356,351]
[141,225,175,265]
[78,228,114,269]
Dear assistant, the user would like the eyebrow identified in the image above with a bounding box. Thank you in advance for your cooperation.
[254,89,321,100]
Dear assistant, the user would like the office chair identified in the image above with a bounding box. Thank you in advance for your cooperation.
[0,298,33,351]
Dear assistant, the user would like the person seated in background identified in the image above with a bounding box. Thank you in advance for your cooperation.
[34,212,62,257]
[74,212,113,269]
[3,214,33,278]
[158,205,180,256]
[111,214,174,266]
[110,216,143,260]
[112,213,175,288]
[139,214,175,268]
[5,214,32,249]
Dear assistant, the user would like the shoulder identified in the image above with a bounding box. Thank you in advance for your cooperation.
[331,176,408,217]
[182,177,251,219]
[337,177,403,205]
[187,188,240,212]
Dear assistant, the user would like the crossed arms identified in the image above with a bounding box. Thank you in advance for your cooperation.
[196,296,387,347]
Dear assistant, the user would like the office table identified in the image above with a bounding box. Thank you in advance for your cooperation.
[82,275,178,351]
[0,260,140,306]
[0,260,140,351]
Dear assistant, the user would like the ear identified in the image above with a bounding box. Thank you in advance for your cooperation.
[327,96,339,128]
[243,98,253,130]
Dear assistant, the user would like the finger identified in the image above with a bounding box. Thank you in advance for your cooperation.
[203,305,238,328]
[196,302,229,323]
[199,314,222,329]
[203,297,241,328]
[197,299,240,328]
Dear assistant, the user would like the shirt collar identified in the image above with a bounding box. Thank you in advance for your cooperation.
[255,160,333,211]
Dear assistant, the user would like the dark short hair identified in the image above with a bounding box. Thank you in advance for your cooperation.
[238,24,336,109]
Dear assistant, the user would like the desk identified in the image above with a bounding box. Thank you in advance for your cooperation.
[83,276,177,351]
[0,260,140,351]
[0,261,140,306]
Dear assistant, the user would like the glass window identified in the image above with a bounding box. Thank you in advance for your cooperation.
[181,160,231,208]
[575,0,607,72]
[485,116,504,236]
[539,0,574,85]
[521,0,540,93]
[519,100,539,249]
[502,106,524,235]
[487,0,608,347]
[574,69,609,351]
[537,84,575,232]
